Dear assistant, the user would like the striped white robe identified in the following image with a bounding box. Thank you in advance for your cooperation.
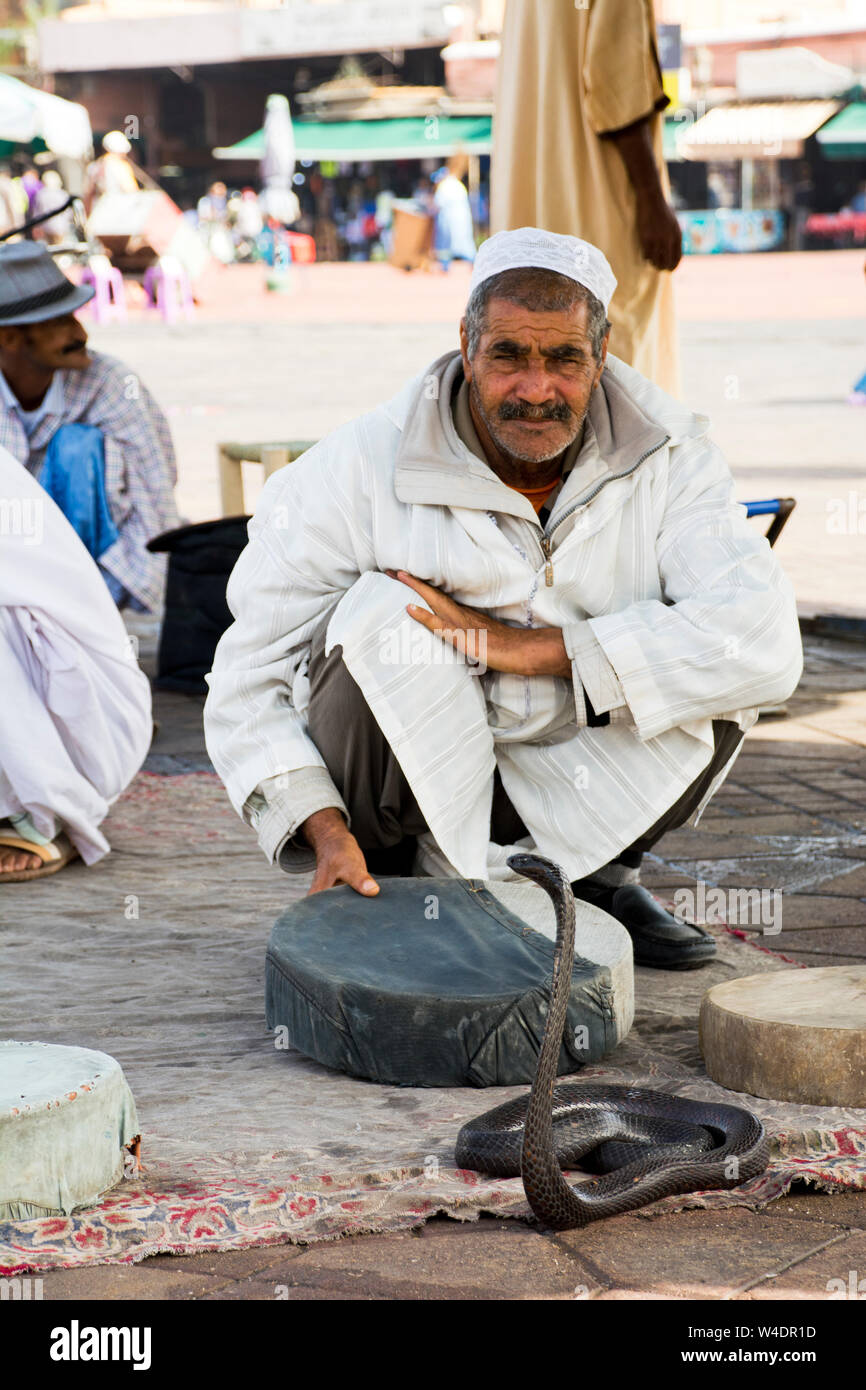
[0,444,152,863]
[204,351,803,882]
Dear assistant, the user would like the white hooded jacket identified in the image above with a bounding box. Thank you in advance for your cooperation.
[204,350,803,882]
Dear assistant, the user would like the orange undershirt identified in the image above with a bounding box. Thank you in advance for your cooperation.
[510,479,560,514]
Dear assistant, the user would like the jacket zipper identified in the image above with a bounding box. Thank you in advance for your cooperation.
[537,433,670,587]
[540,536,554,587]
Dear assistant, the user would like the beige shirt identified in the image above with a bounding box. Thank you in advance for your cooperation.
[491,0,681,397]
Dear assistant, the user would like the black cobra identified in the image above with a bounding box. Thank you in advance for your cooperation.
[455,853,769,1230]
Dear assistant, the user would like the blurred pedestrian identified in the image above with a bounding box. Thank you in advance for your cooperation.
[197,181,234,264]
[375,186,395,253]
[83,132,140,213]
[31,170,73,245]
[197,180,228,225]
[787,162,814,252]
[412,175,434,214]
[231,187,264,261]
[432,161,476,270]
[492,0,682,396]
[14,164,42,219]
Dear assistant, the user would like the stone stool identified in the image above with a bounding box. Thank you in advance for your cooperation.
[0,1041,139,1219]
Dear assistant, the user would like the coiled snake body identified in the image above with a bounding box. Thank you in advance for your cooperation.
[455,853,769,1230]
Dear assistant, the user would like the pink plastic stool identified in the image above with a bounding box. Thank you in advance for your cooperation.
[143,257,195,324]
[79,255,127,324]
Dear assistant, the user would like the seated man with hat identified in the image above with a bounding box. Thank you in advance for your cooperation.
[0,242,178,612]
[204,228,803,970]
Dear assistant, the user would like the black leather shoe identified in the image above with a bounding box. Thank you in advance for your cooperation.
[571,880,717,971]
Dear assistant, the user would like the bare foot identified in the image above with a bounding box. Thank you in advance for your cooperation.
[0,845,43,875]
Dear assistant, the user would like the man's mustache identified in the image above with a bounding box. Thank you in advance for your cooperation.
[61,340,87,353]
[498,399,572,423]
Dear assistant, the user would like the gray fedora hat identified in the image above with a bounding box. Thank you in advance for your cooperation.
[0,242,94,325]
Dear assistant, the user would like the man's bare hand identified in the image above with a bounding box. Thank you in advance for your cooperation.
[300,807,379,898]
[386,569,571,678]
[605,115,683,273]
[636,195,683,272]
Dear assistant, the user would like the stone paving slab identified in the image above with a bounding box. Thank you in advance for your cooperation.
[732,1232,866,1301]
[31,1263,234,1302]
[249,1222,599,1302]
[754,898,866,931]
[33,1193,866,1302]
[554,1209,856,1301]
[764,1191,866,1228]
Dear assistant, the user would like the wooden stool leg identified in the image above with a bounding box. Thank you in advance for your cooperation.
[218,447,245,516]
[261,446,290,480]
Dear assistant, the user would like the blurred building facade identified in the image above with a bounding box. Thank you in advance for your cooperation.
[6,0,865,249]
[33,1,485,198]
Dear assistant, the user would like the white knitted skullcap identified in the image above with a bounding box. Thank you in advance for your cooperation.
[468,227,617,313]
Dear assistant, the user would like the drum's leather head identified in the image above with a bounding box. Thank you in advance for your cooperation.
[266,877,620,1087]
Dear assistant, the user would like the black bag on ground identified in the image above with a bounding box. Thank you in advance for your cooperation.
[147,516,250,693]
[265,877,619,1088]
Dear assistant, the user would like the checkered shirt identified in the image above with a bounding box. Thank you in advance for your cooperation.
[0,350,179,611]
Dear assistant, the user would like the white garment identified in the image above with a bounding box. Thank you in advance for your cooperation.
[0,443,152,863]
[204,351,804,882]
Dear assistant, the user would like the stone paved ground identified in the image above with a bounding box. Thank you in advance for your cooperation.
[31,251,866,1301]
[34,629,866,1302]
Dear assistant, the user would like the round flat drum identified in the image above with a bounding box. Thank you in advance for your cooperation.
[700,966,866,1107]
[0,1041,139,1220]
[266,876,633,1087]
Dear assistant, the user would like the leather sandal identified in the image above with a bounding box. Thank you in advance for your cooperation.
[0,832,80,883]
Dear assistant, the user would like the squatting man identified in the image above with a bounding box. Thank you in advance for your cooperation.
[205,228,803,971]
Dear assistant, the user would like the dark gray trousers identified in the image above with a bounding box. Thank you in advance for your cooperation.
[306,618,744,870]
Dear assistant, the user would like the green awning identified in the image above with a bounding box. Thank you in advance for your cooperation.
[214,115,492,163]
[816,102,866,160]
[0,136,46,159]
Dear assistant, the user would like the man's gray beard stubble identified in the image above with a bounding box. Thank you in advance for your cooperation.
[469,377,585,466]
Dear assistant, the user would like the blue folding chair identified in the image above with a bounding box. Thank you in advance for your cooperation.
[743,497,796,548]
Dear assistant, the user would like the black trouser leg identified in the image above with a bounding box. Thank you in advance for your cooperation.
[305,621,523,871]
[306,623,426,865]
